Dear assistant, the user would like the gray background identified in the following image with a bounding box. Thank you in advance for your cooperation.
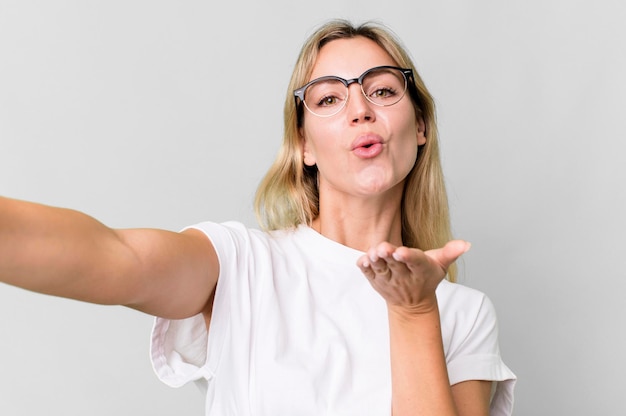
[1,1,624,415]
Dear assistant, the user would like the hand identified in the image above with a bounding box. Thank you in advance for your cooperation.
[357,240,471,314]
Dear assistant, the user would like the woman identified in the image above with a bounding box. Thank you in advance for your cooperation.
[0,20,515,415]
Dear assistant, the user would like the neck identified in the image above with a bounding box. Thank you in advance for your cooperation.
[311,187,404,252]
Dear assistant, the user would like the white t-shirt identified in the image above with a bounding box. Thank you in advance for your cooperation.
[151,221,516,415]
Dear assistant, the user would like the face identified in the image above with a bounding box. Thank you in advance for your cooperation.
[300,37,426,202]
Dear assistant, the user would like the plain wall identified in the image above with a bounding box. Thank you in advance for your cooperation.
[1,1,624,415]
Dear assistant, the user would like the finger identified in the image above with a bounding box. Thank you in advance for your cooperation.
[357,255,376,280]
[380,247,409,274]
[365,243,397,279]
[357,254,391,281]
[370,258,392,279]
[366,242,396,263]
[390,246,430,270]
[375,242,397,259]
[424,240,471,270]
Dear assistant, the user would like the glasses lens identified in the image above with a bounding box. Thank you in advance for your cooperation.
[361,68,408,107]
[303,78,348,117]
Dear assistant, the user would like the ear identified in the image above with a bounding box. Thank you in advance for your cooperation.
[301,131,317,167]
[416,116,427,146]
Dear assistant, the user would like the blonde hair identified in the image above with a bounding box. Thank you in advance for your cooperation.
[254,19,456,281]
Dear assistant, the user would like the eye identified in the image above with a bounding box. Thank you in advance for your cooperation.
[317,95,341,106]
[370,87,397,99]
[307,79,346,108]
[362,69,406,103]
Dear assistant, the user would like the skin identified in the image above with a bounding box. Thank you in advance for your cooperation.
[302,37,424,249]
[300,37,492,415]
[0,36,492,416]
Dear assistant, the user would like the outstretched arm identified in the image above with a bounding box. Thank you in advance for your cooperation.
[358,241,491,416]
[0,196,218,319]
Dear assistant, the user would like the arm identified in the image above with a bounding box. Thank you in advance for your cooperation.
[387,306,491,416]
[0,196,218,319]
[358,241,490,416]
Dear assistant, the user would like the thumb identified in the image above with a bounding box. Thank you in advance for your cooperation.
[425,240,471,270]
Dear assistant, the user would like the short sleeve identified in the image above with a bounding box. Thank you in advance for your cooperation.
[150,313,212,388]
[149,221,248,390]
[438,281,516,415]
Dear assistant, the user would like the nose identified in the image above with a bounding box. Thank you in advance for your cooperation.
[346,83,375,123]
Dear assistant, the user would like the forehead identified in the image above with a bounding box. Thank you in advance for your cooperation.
[309,36,398,80]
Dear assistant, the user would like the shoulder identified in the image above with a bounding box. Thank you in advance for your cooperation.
[436,282,516,412]
[437,279,493,314]
[186,221,302,241]
[183,221,313,262]
[437,280,501,355]
[185,220,258,239]
[184,221,271,248]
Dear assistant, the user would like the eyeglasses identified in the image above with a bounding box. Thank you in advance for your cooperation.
[294,66,413,117]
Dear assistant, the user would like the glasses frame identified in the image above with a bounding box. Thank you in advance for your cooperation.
[294,65,414,118]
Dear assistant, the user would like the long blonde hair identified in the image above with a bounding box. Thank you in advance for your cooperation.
[254,19,456,281]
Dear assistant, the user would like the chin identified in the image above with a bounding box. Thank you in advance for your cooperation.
[357,178,403,197]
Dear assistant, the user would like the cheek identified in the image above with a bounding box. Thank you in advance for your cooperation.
[304,115,337,138]
[302,119,338,156]
[393,115,421,166]
[392,111,420,145]
[398,140,419,172]
[301,127,324,166]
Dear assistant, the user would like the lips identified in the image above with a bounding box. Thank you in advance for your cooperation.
[351,134,384,159]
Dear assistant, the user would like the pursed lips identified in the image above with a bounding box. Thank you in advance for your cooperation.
[351,134,385,158]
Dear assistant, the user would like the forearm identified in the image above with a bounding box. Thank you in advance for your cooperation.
[388,304,457,416]
[0,196,137,304]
